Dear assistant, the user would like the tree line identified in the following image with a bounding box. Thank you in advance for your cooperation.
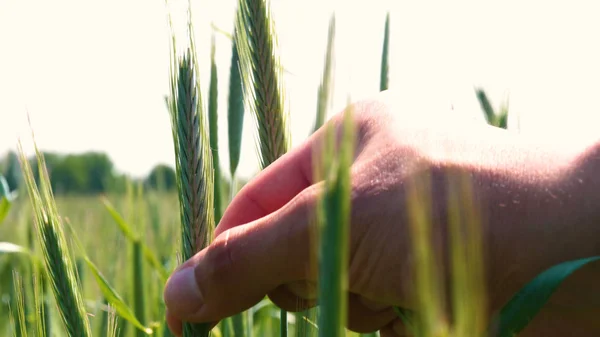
[0,151,178,195]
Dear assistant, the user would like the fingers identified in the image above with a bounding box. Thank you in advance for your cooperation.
[216,132,316,237]
[216,106,364,237]
[267,284,317,312]
[165,311,218,337]
[267,289,401,335]
[379,318,412,337]
[347,294,397,333]
[164,185,320,324]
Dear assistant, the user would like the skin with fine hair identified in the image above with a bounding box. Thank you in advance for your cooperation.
[164,90,600,336]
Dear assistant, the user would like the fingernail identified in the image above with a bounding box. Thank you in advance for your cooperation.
[164,266,203,318]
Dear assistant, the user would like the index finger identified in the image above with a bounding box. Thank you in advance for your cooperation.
[216,132,318,237]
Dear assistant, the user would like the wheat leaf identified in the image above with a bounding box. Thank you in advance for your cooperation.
[0,175,12,224]
[228,30,245,177]
[489,256,600,337]
[380,12,391,91]
[101,197,138,242]
[85,257,153,335]
[313,14,336,134]
[475,88,496,125]
[101,197,169,282]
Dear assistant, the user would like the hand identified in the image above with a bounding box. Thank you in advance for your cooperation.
[164,91,600,336]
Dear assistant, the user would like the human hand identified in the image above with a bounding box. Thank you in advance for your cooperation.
[164,91,600,336]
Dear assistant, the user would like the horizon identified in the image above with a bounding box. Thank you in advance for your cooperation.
[2,0,600,179]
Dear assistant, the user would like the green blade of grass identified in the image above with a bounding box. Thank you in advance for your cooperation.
[84,257,153,335]
[0,174,12,224]
[132,240,147,337]
[12,271,28,337]
[405,171,449,336]
[380,12,390,91]
[316,104,354,337]
[0,197,11,224]
[447,173,487,336]
[228,30,245,178]
[32,273,49,337]
[497,101,509,129]
[18,144,92,337]
[489,256,600,337]
[8,301,17,337]
[475,88,496,125]
[141,244,169,283]
[0,238,48,333]
[475,88,509,129]
[280,309,288,337]
[231,311,249,337]
[101,197,169,282]
[102,197,138,241]
[0,242,33,256]
[312,14,336,134]
[0,174,10,197]
[64,211,153,335]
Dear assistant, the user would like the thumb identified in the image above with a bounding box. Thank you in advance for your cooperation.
[163,185,320,325]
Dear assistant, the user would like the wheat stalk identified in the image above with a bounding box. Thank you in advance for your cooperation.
[316,104,354,337]
[209,33,223,224]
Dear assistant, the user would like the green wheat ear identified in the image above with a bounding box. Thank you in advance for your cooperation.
[166,7,215,335]
[18,144,92,337]
[235,0,290,169]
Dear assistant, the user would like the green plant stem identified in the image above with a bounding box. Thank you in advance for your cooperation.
[280,309,287,337]
[316,108,354,337]
[133,240,147,337]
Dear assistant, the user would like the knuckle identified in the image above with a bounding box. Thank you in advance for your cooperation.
[202,232,237,286]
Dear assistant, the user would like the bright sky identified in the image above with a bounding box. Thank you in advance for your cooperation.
[2,0,600,178]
